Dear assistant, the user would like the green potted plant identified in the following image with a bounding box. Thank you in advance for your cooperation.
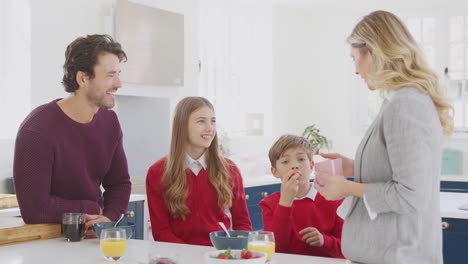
[302,124,329,154]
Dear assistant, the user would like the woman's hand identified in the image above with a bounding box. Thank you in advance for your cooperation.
[320,153,355,177]
[278,170,300,207]
[314,172,350,200]
[299,227,324,247]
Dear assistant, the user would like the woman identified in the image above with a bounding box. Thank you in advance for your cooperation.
[315,11,453,263]
[146,96,252,246]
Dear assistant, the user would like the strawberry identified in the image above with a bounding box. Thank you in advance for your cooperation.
[241,249,253,259]
[217,254,229,259]
[216,248,234,259]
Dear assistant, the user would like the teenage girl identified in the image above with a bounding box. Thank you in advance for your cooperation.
[146,96,252,246]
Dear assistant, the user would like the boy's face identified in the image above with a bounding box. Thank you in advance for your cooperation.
[271,147,314,185]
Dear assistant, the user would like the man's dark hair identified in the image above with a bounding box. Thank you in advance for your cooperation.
[61,34,127,93]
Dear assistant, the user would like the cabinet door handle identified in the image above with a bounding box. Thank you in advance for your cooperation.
[126,211,135,218]
[261,192,268,198]
[245,194,250,200]
[441,221,449,230]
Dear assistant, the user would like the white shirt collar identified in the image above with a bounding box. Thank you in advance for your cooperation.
[185,153,207,175]
[295,183,318,201]
[385,90,396,101]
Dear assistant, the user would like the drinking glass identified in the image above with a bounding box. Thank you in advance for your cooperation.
[247,231,275,262]
[62,213,85,242]
[148,253,179,264]
[100,228,128,261]
[148,243,179,264]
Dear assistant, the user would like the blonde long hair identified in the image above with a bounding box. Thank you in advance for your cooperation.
[347,10,454,136]
[163,97,233,219]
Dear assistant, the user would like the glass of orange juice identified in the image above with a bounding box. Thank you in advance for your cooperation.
[247,231,275,262]
[100,228,127,261]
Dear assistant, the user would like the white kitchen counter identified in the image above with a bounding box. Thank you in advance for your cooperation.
[3,192,468,220]
[0,238,348,264]
[440,192,468,219]
[243,174,280,188]
[0,194,146,217]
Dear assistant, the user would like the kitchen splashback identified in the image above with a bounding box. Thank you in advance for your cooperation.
[115,95,170,177]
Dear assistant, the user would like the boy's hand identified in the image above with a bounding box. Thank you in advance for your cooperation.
[320,153,355,177]
[278,170,300,207]
[299,227,324,247]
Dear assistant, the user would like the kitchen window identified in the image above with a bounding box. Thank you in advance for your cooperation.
[362,16,436,128]
[0,0,31,140]
[362,15,468,134]
[407,17,436,68]
[448,16,468,131]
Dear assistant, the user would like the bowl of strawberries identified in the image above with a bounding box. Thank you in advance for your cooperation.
[204,249,266,264]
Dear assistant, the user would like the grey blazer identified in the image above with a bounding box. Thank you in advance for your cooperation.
[342,87,443,264]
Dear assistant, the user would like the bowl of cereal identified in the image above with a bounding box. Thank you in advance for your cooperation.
[209,231,249,250]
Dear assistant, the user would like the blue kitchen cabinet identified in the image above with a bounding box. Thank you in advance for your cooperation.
[123,200,145,240]
[442,217,468,264]
[244,184,281,230]
[440,181,468,193]
[440,181,468,264]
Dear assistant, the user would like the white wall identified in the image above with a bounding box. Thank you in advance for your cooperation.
[272,6,363,158]
[30,0,113,108]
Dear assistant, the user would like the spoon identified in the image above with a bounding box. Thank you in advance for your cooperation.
[218,222,231,237]
[114,214,124,227]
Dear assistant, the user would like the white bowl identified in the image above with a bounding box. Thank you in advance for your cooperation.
[204,250,267,264]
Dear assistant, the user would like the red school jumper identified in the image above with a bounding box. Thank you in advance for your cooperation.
[260,191,345,258]
[146,158,252,246]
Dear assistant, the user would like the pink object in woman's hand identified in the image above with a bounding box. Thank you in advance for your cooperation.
[315,158,343,176]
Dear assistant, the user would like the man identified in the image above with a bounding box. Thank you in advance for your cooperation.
[13,35,131,234]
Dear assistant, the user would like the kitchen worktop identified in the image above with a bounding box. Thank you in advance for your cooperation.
[2,191,468,220]
[0,237,348,264]
[0,194,146,217]
[243,174,281,187]
[440,192,468,219]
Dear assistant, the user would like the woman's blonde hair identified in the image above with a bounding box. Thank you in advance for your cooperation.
[347,10,454,136]
[163,96,233,219]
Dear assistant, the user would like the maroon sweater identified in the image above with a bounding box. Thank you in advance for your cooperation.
[13,99,131,224]
[260,192,345,258]
[146,157,252,246]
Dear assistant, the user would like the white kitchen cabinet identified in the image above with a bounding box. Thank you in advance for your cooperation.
[115,0,184,87]
[198,0,273,136]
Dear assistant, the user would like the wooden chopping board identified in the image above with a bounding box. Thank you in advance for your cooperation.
[0,216,61,246]
[0,194,19,209]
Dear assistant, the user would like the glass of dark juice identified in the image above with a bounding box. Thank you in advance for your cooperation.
[62,213,85,242]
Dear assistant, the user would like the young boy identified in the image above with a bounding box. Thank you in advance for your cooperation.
[259,134,344,258]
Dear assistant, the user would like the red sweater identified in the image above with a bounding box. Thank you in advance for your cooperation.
[13,100,131,224]
[146,158,252,246]
[260,192,345,258]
